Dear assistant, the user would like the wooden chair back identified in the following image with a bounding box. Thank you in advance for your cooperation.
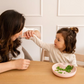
[41,49,50,62]
[75,53,84,67]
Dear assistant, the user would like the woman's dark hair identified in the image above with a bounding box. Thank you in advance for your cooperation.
[0,10,25,62]
[57,27,79,53]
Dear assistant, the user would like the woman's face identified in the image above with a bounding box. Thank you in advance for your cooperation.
[11,30,22,41]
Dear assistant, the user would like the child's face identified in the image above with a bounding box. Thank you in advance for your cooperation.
[54,33,66,52]
[11,30,22,41]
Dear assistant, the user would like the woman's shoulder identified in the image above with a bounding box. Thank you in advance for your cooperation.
[17,45,22,50]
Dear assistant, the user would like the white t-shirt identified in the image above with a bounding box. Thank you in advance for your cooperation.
[9,45,24,60]
[30,35,77,66]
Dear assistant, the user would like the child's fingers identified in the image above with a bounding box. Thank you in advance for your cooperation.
[28,30,34,37]
[26,32,30,39]
[31,31,34,37]
[23,31,34,39]
[29,31,32,37]
[28,31,32,38]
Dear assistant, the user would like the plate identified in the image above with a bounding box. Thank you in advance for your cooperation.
[52,63,77,78]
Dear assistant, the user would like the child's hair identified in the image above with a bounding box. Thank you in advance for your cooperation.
[0,10,25,62]
[57,27,79,53]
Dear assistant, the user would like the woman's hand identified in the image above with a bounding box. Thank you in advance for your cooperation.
[0,59,30,73]
[14,59,30,70]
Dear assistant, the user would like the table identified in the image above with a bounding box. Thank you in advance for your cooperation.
[0,61,84,84]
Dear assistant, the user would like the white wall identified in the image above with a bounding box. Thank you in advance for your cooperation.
[0,0,84,61]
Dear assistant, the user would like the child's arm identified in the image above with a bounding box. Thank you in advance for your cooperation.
[22,27,41,39]
[29,35,51,51]
[0,59,30,73]
[34,30,41,39]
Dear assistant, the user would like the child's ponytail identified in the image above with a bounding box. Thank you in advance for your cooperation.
[70,27,79,34]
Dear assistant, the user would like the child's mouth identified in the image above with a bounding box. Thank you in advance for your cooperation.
[54,44,56,46]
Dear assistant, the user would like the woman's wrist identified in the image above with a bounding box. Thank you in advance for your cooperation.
[11,60,17,69]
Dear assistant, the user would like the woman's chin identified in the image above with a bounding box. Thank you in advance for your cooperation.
[12,38,17,41]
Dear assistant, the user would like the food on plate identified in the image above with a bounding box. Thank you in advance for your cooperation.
[55,65,73,74]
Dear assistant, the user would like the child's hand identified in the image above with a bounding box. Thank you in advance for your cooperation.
[14,59,30,70]
[23,30,34,39]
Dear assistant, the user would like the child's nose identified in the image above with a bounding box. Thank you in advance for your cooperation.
[54,39,57,43]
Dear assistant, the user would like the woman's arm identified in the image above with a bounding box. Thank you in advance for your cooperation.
[0,61,15,73]
[0,59,30,73]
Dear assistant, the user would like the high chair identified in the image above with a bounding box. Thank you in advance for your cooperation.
[41,49,50,62]
[75,53,84,67]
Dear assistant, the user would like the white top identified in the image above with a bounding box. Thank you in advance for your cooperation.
[30,35,77,66]
[9,45,24,60]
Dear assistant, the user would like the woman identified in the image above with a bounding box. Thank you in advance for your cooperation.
[0,10,40,73]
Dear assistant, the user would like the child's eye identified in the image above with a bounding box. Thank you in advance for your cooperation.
[58,39,60,41]
[56,37,60,41]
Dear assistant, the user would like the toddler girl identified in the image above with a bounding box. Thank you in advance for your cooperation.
[25,27,78,66]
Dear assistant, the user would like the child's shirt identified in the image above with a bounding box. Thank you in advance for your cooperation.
[30,35,77,66]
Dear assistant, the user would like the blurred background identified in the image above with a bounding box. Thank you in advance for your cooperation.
[0,0,84,61]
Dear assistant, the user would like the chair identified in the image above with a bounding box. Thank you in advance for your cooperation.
[41,49,50,62]
[75,53,84,67]
[22,47,33,60]
[41,49,84,67]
